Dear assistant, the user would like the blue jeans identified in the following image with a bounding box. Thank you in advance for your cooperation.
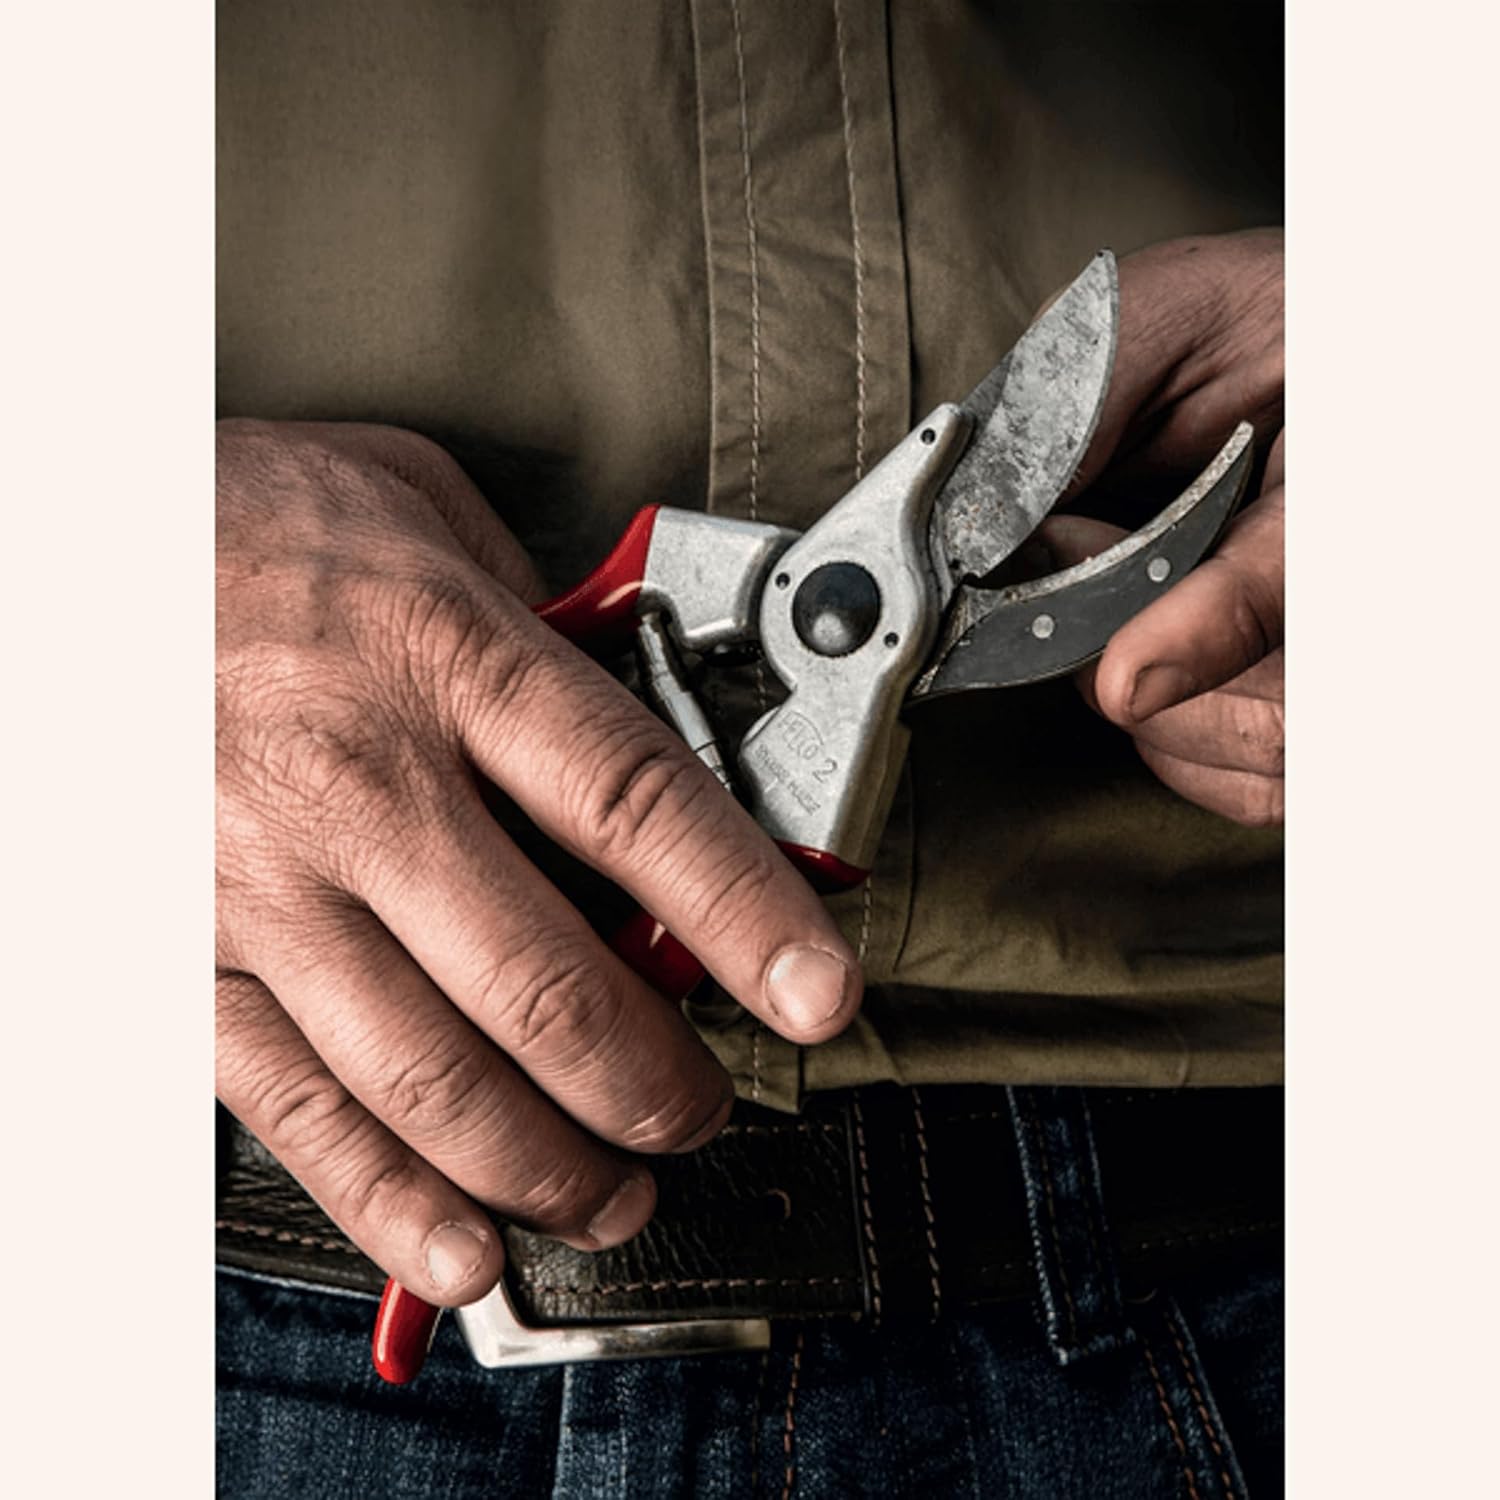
[218,1257,1280,1497]
[218,1088,1281,1497]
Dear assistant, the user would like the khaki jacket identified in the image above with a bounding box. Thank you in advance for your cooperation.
[218,0,1284,1106]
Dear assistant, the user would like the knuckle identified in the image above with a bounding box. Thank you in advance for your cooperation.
[290,707,405,812]
[332,1153,426,1235]
[1231,775,1285,830]
[370,1039,497,1140]
[506,1159,608,1235]
[248,1063,364,1162]
[489,948,624,1066]
[393,570,538,715]
[229,680,460,889]
[460,628,551,744]
[673,848,778,949]
[568,725,704,865]
[1223,564,1284,664]
[620,1087,728,1155]
[1231,697,1286,776]
[399,571,492,673]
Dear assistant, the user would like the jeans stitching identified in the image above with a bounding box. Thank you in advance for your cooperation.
[1165,1302,1237,1498]
[1142,1334,1204,1500]
[1024,1092,1081,1348]
[780,1329,805,1500]
[749,1346,770,1498]
[1130,1219,1281,1254]
[1074,1096,1123,1323]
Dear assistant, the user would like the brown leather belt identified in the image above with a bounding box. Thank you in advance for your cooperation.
[217,1083,1282,1330]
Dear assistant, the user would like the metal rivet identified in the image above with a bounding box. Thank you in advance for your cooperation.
[920,428,936,444]
[1147,557,1171,583]
[1031,614,1055,640]
[884,632,899,648]
[774,573,791,589]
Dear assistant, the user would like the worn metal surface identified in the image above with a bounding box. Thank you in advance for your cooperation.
[456,1278,770,1370]
[929,251,1118,592]
[737,404,969,869]
[910,423,1255,701]
[641,509,798,652]
[633,258,1248,867]
[634,611,733,790]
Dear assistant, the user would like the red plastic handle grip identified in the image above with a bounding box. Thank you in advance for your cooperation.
[368,898,705,1382]
[371,518,869,1383]
[535,504,660,651]
[372,1279,442,1385]
[776,842,868,895]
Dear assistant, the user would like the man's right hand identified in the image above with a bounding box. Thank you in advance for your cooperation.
[216,420,862,1307]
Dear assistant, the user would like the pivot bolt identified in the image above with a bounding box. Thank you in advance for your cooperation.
[791,563,882,657]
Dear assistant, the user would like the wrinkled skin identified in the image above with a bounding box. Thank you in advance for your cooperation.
[216,421,861,1305]
[1040,228,1285,828]
[215,229,1283,1307]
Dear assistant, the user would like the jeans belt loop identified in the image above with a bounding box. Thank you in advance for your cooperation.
[1006,1085,1132,1366]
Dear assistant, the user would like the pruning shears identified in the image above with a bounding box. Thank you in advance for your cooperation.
[371,250,1256,1381]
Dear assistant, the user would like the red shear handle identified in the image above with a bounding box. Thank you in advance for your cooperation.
[372,525,869,1384]
[777,843,868,895]
[535,503,660,651]
[370,904,706,1383]
[610,908,708,999]
[372,1279,443,1385]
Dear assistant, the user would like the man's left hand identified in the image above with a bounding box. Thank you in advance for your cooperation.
[1039,230,1284,828]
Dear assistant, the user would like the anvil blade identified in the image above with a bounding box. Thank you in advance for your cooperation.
[911,423,1255,701]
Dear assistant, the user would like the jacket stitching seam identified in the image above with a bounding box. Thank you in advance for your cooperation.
[831,0,868,482]
[856,877,873,962]
[726,0,762,523]
[850,1092,884,1322]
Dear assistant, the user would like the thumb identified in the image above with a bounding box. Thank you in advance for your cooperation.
[1091,486,1284,727]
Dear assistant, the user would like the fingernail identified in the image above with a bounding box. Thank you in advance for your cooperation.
[583,1172,656,1250]
[424,1222,486,1293]
[765,944,854,1033]
[1127,663,1197,722]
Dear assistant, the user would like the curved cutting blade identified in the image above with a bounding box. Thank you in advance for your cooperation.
[910,422,1255,702]
[929,251,1119,594]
